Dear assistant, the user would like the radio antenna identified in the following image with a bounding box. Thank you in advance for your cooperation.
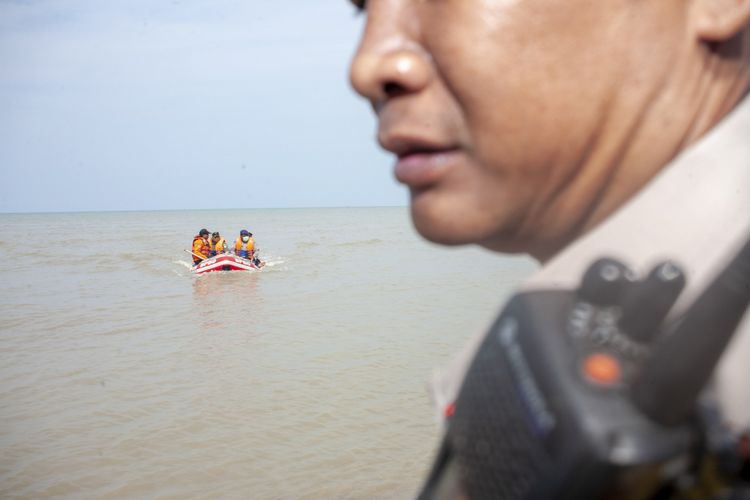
[632,233,750,426]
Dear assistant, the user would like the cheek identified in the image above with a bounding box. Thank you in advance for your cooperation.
[423,0,619,171]
[432,49,614,234]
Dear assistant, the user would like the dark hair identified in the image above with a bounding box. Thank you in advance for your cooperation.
[199,228,209,236]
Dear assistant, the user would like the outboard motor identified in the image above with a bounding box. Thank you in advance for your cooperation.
[419,235,750,499]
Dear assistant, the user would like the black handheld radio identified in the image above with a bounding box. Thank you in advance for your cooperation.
[419,236,750,499]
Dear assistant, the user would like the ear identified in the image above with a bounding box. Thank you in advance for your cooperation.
[693,0,750,41]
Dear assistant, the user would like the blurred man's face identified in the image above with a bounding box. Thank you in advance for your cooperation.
[350,0,686,259]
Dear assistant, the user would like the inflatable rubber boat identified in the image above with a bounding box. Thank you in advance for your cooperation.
[192,254,260,274]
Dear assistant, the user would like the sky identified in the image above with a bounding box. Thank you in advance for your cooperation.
[0,0,402,213]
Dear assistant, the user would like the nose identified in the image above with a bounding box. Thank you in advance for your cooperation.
[350,44,431,109]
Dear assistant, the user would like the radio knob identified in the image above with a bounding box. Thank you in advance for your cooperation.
[578,258,635,306]
[619,261,685,343]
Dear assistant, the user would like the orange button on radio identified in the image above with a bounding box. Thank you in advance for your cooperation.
[583,353,621,385]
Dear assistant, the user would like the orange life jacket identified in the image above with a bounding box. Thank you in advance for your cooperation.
[234,236,255,257]
[210,238,227,256]
[192,236,210,263]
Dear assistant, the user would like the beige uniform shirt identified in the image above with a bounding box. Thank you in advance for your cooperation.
[431,95,750,433]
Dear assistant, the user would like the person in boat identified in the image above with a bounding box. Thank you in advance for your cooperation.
[191,228,210,266]
[235,229,265,268]
[209,231,228,257]
[234,229,255,260]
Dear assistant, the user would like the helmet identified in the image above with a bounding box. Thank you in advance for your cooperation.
[199,228,209,237]
[240,229,249,237]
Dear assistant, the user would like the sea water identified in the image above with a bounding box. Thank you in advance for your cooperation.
[0,207,536,499]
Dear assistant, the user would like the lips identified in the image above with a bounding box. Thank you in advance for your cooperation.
[379,133,461,189]
[394,148,462,188]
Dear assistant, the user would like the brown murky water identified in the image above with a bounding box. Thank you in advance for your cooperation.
[0,207,536,498]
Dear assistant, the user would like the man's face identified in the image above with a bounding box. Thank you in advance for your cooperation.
[350,0,685,258]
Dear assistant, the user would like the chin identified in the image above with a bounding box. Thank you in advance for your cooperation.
[409,192,498,247]
[412,218,473,246]
[408,190,541,256]
[408,205,464,246]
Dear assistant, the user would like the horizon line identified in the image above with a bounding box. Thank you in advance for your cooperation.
[0,204,408,216]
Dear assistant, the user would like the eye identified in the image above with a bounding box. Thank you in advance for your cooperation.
[350,0,366,12]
